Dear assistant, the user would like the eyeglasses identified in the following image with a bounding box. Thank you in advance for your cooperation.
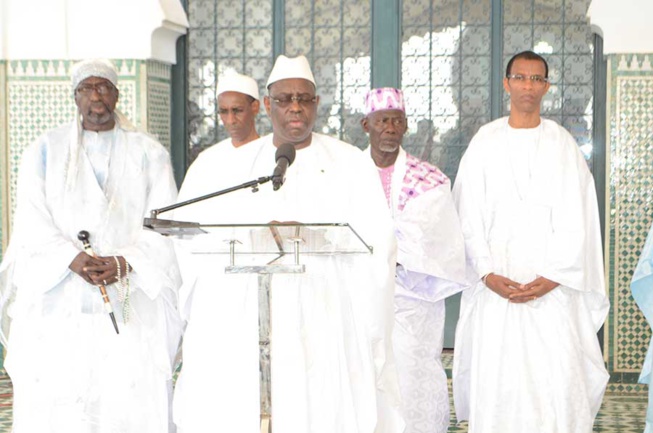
[269,94,317,107]
[76,82,116,95]
[506,74,549,86]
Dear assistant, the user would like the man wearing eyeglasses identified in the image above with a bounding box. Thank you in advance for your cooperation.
[452,50,609,432]
[360,87,467,433]
[173,55,404,433]
[0,59,182,432]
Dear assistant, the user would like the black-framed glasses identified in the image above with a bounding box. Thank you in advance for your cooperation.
[269,94,317,107]
[76,82,116,95]
[506,74,549,86]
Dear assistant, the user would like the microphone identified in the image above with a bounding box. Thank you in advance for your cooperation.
[272,143,296,191]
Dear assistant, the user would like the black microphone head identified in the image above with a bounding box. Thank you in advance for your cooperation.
[275,143,296,166]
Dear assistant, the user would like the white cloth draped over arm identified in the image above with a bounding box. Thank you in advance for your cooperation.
[452,133,494,282]
[537,127,604,292]
[534,125,608,330]
[10,139,82,296]
[396,181,467,302]
[115,143,181,301]
[7,125,181,308]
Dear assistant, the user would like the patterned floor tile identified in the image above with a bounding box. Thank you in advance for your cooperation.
[444,385,648,432]
[0,366,647,432]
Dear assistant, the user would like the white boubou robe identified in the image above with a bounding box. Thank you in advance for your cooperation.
[364,146,467,433]
[173,133,404,433]
[172,137,265,321]
[0,119,183,433]
[631,221,653,433]
[452,117,609,433]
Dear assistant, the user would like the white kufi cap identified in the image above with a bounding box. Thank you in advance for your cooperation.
[266,55,316,88]
[71,59,118,90]
[217,70,260,100]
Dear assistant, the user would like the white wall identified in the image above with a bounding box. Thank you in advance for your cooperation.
[0,0,188,63]
[588,0,653,54]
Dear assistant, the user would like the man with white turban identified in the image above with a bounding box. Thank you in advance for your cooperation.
[0,59,183,433]
[173,55,404,433]
[360,87,467,433]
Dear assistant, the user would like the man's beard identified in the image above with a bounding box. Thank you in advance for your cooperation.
[378,141,400,153]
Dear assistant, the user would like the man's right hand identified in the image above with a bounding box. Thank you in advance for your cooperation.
[69,252,107,285]
[484,273,522,299]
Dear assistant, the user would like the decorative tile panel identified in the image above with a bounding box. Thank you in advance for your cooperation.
[6,61,76,233]
[0,61,6,260]
[606,54,653,375]
[146,60,172,150]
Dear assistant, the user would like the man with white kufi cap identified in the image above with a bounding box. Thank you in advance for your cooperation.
[216,69,260,147]
[0,58,183,433]
[173,55,405,433]
[175,69,261,226]
[171,69,266,432]
[361,87,467,433]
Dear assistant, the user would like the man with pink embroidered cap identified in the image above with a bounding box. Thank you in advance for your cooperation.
[361,87,467,433]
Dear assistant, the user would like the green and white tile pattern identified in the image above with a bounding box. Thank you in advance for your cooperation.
[605,53,653,384]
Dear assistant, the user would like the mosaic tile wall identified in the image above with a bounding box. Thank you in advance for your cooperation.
[0,61,7,260]
[0,59,172,253]
[146,60,172,150]
[605,53,653,388]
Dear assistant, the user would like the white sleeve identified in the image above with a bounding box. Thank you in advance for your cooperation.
[452,135,494,280]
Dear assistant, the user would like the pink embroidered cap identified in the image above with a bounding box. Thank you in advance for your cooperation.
[364,87,405,115]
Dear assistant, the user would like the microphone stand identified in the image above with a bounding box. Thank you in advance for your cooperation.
[144,176,273,232]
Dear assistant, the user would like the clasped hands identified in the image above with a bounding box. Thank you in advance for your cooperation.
[484,273,559,303]
[69,252,128,287]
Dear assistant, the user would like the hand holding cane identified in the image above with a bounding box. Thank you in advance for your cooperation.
[77,230,120,334]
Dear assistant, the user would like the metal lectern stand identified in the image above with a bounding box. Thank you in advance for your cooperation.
[144,220,373,433]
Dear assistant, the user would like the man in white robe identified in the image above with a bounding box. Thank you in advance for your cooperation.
[0,59,183,433]
[631,221,653,433]
[360,87,466,433]
[189,70,260,162]
[452,50,609,433]
[173,55,404,433]
[176,70,261,214]
[174,70,262,318]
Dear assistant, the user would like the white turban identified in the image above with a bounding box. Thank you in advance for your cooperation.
[71,59,118,90]
[266,55,316,88]
[217,70,259,100]
[67,59,136,190]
